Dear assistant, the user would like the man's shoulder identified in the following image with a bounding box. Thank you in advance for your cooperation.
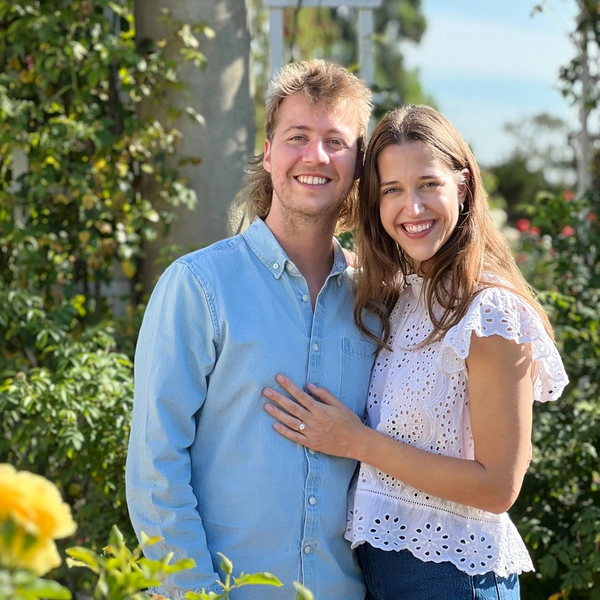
[176,232,249,273]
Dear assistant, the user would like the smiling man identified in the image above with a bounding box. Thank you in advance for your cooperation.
[126,60,376,600]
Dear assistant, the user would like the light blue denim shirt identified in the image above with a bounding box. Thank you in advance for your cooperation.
[126,218,378,600]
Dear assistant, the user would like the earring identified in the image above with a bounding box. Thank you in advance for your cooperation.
[459,202,464,213]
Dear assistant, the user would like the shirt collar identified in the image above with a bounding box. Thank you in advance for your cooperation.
[242,218,348,280]
[404,273,424,299]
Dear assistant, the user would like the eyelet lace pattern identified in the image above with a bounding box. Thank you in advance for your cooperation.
[347,276,568,577]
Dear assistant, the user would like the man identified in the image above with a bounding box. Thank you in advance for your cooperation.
[126,59,376,600]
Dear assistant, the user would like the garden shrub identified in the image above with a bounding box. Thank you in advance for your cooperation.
[0,0,210,590]
[513,189,600,599]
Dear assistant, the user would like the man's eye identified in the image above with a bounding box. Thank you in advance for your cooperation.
[423,181,441,188]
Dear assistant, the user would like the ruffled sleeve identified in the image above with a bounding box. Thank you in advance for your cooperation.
[439,287,568,403]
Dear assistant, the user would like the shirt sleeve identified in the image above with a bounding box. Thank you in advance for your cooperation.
[125,260,222,599]
[439,286,569,403]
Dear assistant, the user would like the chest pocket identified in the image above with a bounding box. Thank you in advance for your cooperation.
[339,337,377,415]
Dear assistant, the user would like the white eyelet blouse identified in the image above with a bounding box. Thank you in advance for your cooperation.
[346,274,569,577]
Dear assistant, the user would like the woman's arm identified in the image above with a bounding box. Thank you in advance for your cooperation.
[263,332,533,514]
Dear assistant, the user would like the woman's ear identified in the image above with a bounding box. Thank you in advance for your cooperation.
[458,168,470,201]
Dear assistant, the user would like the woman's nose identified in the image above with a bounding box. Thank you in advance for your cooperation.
[404,189,425,216]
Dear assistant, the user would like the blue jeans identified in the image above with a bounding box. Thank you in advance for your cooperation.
[357,544,520,600]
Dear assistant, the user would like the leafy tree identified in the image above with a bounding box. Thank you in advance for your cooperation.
[489,153,559,224]
[0,0,209,589]
[511,189,600,599]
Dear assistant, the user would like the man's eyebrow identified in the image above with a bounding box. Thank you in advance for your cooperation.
[281,124,350,137]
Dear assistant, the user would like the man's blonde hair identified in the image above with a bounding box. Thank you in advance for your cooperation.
[236,59,372,231]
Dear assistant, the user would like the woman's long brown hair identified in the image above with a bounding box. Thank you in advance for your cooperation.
[354,105,554,349]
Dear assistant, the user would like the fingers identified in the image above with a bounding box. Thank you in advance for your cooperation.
[262,385,310,422]
[274,374,343,408]
[263,399,307,434]
[306,382,342,407]
[274,374,316,409]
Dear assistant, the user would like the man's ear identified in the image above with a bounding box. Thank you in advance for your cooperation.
[263,139,272,174]
[354,148,364,181]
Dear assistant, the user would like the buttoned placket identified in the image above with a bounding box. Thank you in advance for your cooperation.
[277,246,349,593]
[299,264,346,591]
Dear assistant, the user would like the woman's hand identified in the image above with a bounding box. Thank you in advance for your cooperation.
[263,374,368,459]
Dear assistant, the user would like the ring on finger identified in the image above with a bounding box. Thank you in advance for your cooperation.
[298,421,306,432]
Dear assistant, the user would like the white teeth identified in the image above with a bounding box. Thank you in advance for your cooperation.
[404,221,434,234]
[297,175,329,185]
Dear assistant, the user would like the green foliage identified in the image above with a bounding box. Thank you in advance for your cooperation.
[489,154,559,224]
[0,282,135,584]
[66,527,194,600]
[511,189,600,599]
[0,569,71,600]
[184,551,285,600]
[0,0,209,306]
[0,0,209,591]
[65,527,309,600]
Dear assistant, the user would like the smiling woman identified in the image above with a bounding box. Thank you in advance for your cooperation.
[377,142,468,274]
[263,104,569,600]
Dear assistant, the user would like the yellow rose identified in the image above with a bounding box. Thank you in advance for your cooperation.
[0,464,77,575]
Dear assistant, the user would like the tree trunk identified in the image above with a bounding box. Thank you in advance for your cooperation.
[136,0,255,288]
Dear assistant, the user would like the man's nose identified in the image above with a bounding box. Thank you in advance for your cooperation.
[303,139,329,164]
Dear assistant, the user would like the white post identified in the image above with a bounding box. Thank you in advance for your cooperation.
[9,149,28,227]
[269,8,284,80]
[358,8,375,86]
[264,0,382,84]
[575,25,592,197]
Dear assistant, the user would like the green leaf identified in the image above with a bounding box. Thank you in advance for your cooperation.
[18,577,72,599]
[234,572,283,588]
[65,547,101,573]
[140,532,163,547]
[217,552,233,576]
[293,581,314,600]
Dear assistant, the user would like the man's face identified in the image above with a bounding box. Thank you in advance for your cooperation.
[263,93,360,227]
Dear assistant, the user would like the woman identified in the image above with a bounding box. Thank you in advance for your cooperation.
[262,105,568,599]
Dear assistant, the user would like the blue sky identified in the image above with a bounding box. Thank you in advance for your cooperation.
[401,0,578,167]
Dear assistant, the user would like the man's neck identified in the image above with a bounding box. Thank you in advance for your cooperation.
[264,212,338,306]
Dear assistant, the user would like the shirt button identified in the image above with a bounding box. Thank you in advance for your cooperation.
[309,496,317,505]
[272,263,279,270]
[337,275,342,286]
[286,263,293,271]
[302,294,309,302]
[304,545,311,554]
[313,343,319,351]
[309,449,316,455]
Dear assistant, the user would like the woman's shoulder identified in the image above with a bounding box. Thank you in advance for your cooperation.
[439,279,568,402]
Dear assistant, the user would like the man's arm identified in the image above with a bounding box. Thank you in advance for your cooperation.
[126,261,222,599]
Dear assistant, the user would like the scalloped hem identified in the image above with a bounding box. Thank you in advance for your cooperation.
[348,537,534,578]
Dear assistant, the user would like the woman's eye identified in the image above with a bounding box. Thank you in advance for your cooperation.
[382,187,399,195]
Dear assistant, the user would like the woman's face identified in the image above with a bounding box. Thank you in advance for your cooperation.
[377,141,467,274]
